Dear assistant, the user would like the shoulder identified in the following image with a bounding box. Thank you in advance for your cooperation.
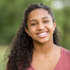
[61,47,70,69]
[61,47,70,56]
[61,47,70,63]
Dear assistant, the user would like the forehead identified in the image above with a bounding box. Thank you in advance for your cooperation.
[27,8,52,21]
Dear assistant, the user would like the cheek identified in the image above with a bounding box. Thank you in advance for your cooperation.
[46,23,53,29]
[49,22,55,29]
[46,24,54,34]
[28,27,36,35]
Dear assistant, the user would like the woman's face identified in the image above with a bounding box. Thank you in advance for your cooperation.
[25,8,56,44]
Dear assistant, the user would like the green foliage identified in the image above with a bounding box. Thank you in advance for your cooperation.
[0,46,8,70]
[0,0,42,45]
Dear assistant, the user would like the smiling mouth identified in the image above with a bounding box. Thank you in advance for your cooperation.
[37,31,48,38]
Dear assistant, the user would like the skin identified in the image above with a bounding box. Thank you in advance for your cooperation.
[25,9,61,70]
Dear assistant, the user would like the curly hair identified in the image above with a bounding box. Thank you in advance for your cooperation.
[5,3,61,70]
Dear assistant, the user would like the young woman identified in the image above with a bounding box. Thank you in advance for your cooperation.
[5,3,70,70]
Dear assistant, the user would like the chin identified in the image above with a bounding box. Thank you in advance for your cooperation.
[34,39,49,44]
[39,40,49,44]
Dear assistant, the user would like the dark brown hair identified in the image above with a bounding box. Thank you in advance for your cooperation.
[5,3,61,70]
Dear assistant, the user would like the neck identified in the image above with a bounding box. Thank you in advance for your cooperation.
[33,38,56,57]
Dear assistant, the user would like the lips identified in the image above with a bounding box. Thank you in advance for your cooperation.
[37,31,48,38]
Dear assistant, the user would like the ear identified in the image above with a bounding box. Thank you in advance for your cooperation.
[24,27,30,36]
[53,22,56,31]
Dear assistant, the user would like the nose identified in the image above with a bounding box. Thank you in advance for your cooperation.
[37,22,44,31]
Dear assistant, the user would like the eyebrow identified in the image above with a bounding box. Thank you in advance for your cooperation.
[29,19,37,23]
[42,17,49,19]
[29,17,49,23]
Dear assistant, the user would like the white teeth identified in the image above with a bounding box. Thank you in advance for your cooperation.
[38,32,47,36]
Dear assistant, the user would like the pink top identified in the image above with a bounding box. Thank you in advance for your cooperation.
[27,47,70,70]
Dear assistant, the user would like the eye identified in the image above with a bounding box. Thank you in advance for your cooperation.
[43,21,49,23]
[31,23,37,26]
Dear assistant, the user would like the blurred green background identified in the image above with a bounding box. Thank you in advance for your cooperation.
[0,0,70,70]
